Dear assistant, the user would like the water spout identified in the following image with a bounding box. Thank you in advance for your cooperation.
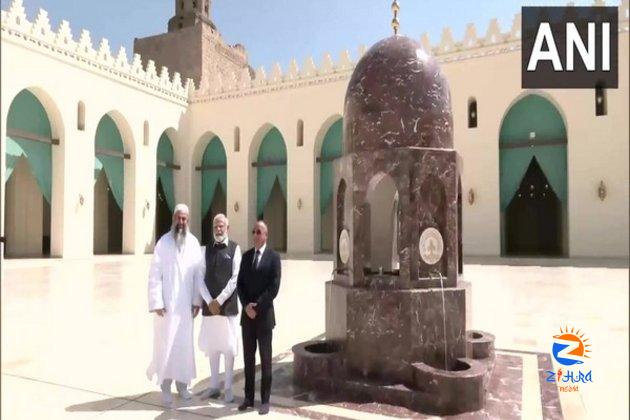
[431,270,448,370]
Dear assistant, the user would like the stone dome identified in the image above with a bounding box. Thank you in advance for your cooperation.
[344,36,453,152]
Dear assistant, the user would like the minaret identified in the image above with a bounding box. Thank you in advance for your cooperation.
[168,0,216,32]
[134,0,250,92]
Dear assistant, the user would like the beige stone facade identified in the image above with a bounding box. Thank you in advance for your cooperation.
[1,0,628,260]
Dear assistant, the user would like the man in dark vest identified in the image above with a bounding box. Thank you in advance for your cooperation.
[197,213,242,403]
[237,220,281,415]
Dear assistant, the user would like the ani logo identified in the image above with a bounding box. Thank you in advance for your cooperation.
[552,326,591,366]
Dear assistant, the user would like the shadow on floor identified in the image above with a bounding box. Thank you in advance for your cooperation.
[65,390,249,419]
[64,335,326,419]
[63,350,564,420]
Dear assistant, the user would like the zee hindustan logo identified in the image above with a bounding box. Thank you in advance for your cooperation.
[522,7,618,89]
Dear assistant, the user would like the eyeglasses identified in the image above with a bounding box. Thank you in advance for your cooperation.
[252,229,263,235]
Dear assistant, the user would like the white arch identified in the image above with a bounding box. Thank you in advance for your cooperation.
[248,123,278,166]
[93,110,136,254]
[152,128,180,246]
[498,90,568,140]
[497,91,569,256]
[246,123,290,249]
[366,172,399,272]
[3,86,66,257]
[312,114,343,253]
[247,123,286,244]
[190,131,227,238]
[313,114,343,158]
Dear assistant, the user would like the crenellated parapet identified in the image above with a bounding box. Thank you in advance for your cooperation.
[191,0,629,102]
[192,47,368,102]
[1,0,196,104]
[2,0,627,105]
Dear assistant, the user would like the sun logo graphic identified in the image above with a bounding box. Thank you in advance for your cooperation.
[552,326,592,366]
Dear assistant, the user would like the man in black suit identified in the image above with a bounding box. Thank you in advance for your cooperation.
[237,220,281,415]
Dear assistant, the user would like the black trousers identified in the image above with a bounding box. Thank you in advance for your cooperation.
[242,321,273,404]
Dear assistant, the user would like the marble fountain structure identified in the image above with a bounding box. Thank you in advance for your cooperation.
[292,34,496,416]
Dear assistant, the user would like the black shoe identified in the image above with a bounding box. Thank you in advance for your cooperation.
[238,400,254,411]
[258,403,270,415]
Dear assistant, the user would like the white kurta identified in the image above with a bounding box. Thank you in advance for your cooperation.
[146,232,204,385]
[198,239,242,357]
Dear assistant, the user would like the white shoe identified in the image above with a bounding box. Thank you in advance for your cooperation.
[178,388,192,400]
[161,390,173,406]
[160,380,173,406]
[223,388,234,403]
[175,382,192,400]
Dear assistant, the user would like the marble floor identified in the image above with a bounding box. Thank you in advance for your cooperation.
[1,256,627,419]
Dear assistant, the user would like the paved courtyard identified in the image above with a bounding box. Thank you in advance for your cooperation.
[1,256,627,419]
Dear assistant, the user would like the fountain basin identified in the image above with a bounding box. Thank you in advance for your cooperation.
[293,336,496,416]
[292,340,344,389]
[410,357,488,414]
[467,329,495,360]
[297,283,497,415]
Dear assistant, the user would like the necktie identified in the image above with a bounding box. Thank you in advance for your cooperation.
[214,242,227,249]
[253,250,260,269]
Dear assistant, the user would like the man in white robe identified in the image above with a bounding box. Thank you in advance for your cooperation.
[147,203,204,405]
[197,213,242,403]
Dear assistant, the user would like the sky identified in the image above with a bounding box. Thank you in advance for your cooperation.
[0,0,607,71]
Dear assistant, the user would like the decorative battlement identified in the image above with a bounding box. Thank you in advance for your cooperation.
[1,0,196,104]
[2,0,628,105]
[191,0,629,102]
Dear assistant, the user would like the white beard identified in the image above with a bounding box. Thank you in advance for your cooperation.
[213,233,226,243]
[172,225,188,251]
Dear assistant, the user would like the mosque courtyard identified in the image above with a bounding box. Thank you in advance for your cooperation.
[1,256,627,419]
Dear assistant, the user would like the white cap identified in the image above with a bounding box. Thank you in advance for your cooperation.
[173,203,190,216]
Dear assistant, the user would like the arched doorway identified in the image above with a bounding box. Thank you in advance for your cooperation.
[366,173,398,273]
[499,94,567,256]
[256,127,287,252]
[4,89,56,258]
[317,118,343,253]
[155,132,178,241]
[94,114,126,255]
[199,136,227,246]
